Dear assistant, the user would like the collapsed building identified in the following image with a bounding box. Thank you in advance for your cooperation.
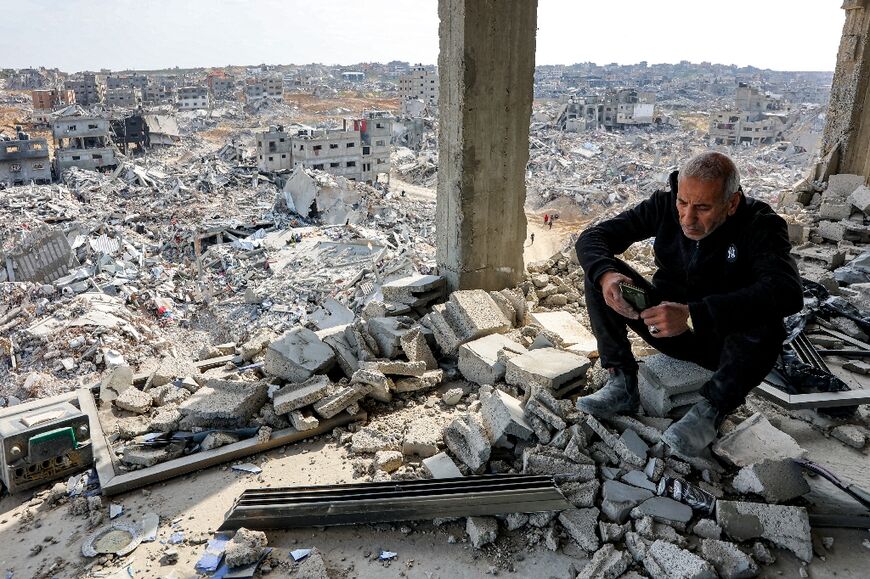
[709,83,796,146]
[399,63,439,107]
[556,89,657,132]
[64,73,103,106]
[176,85,210,110]
[0,128,51,186]
[52,113,118,173]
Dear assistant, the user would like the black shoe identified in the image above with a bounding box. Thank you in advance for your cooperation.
[661,399,721,457]
[576,368,639,418]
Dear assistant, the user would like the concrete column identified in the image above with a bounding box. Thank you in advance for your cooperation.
[436,0,537,291]
[819,0,870,179]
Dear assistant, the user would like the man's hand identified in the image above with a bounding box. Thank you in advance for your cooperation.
[640,301,690,338]
[600,271,640,320]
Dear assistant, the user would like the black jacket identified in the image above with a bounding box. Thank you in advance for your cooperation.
[576,170,803,339]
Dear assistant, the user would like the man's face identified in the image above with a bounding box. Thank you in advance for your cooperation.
[676,176,740,241]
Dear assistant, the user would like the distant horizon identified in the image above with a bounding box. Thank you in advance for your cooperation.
[0,1,844,73]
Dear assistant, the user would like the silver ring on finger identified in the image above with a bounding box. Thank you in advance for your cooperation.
[649,325,659,335]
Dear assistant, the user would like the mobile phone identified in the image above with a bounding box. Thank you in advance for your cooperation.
[619,282,649,311]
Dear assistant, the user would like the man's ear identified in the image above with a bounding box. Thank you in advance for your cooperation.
[726,188,741,216]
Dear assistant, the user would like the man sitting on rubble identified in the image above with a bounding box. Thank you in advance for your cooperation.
[574,151,803,457]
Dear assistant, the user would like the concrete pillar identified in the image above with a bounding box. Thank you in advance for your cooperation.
[436,0,537,291]
[818,0,870,180]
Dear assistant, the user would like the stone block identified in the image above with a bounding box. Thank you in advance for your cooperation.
[466,516,498,548]
[700,539,759,579]
[601,480,654,523]
[272,375,332,414]
[422,452,463,478]
[444,289,512,343]
[505,347,591,391]
[375,450,403,473]
[480,388,533,441]
[458,333,528,385]
[313,383,372,419]
[827,173,865,198]
[638,354,712,397]
[558,507,600,552]
[360,359,426,377]
[425,304,462,355]
[819,199,853,221]
[712,413,806,467]
[716,500,812,562]
[264,327,335,382]
[643,540,716,579]
[289,410,319,431]
[849,184,870,214]
[114,386,152,414]
[732,458,810,503]
[529,311,598,354]
[443,414,491,470]
[179,379,268,427]
[631,497,692,524]
[382,273,446,305]
[317,324,358,377]
[400,327,438,370]
[403,418,441,457]
[367,316,413,358]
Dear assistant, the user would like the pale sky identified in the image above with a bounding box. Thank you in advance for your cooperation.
[0,0,844,72]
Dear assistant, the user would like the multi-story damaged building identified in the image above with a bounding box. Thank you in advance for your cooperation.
[31,89,76,111]
[143,83,175,105]
[556,89,657,131]
[399,64,438,107]
[0,129,51,186]
[207,71,236,98]
[708,83,794,145]
[244,76,284,101]
[65,73,103,106]
[105,87,142,108]
[52,115,118,173]
[176,86,210,110]
[106,74,149,92]
[255,112,393,183]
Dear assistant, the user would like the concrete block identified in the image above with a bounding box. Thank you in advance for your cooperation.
[692,519,722,540]
[150,384,190,407]
[560,479,600,508]
[849,184,870,214]
[606,415,664,444]
[523,447,596,477]
[351,426,401,454]
[529,311,598,354]
[791,245,846,270]
[312,383,372,419]
[700,539,759,579]
[601,480,654,523]
[317,324,358,377]
[393,369,444,393]
[716,500,812,562]
[403,418,441,457]
[443,414,491,470]
[289,410,319,431]
[586,416,646,468]
[732,458,810,503]
[382,273,446,304]
[598,521,630,543]
[114,386,152,414]
[558,507,600,552]
[375,450,403,473]
[100,365,133,403]
[117,416,151,439]
[827,173,865,198]
[638,354,713,397]
[445,289,512,343]
[360,359,426,377]
[818,220,847,242]
[643,540,716,579]
[819,199,853,220]
[620,470,657,493]
[712,413,806,467]
[179,379,268,427]
[466,516,498,548]
[272,375,332,414]
[350,368,393,402]
[480,389,533,441]
[458,333,527,385]
[488,290,517,326]
[499,287,527,324]
[122,444,184,467]
[264,327,335,382]
[150,356,198,388]
[505,347,591,390]
[631,497,692,524]
[422,452,463,479]
[525,388,567,431]
[239,328,278,362]
[367,316,413,358]
[425,304,462,355]
[225,527,267,568]
[831,424,866,448]
[400,328,438,370]
[624,531,652,563]
[149,406,181,433]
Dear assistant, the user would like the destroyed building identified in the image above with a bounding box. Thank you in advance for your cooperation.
[341,71,365,82]
[64,73,103,106]
[556,89,657,132]
[399,63,438,106]
[30,88,76,111]
[709,83,796,145]
[104,87,142,108]
[244,75,284,101]
[52,114,118,173]
[0,129,50,186]
[176,85,210,110]
[207,70,236,98]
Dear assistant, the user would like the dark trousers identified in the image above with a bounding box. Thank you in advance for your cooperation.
[584,260,783,414]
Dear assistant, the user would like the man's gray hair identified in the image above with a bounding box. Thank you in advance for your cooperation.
[680,152,741,201]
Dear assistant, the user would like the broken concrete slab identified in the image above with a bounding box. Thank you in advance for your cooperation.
[831,424,867,449]
[631,497,693,524]
[505,348,591,391]
[458,333,527,385]
[620,470,657,493]
[601,480,654,523]
[393,369,444,393]
[351,426,401,454]
[560,479,600,508]
[382,273,446,305]
[712,413,806,467]
[700,539,759,579]
[642,540,716,579]
[638,354,712,417]
[313,383,372,419]
[403,418,441,457]
[289,410,320,431]
[443,414,491,470]
[263,327,335,382]
[100,365,133,403]
[466,516,498,548]
[716,500,812,562]
[529,311,598,354]
[349,368,393,402]
[317,324,358,377]
[272,375,332,414]
[400,327,438,370]
[558,507,600,552]
[121,443,184,467]
[422,452,463,479]
[360,359,426,377]
[444,289,512,343]
[424,304,462,356]
[225,527,268,568]
[732,458,810,503]
[114,386,152,414]
[150,384,190,407]
[150,356,199,388]
[178,379,268,427]
[480,388,533,441]
[586,416,646,468]
[149,406,181,433]
[366,316,413,358]
[692,519,723,540]
[523,446,596,478]
[827,173,865,198]
[239,328,278,362]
